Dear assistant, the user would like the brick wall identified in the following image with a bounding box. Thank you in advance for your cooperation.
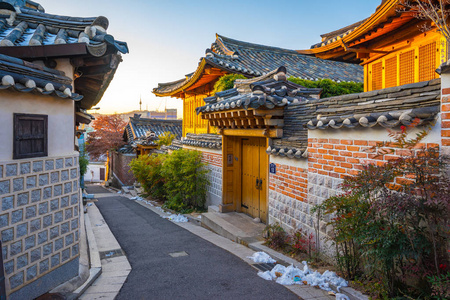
[111,152,135,186]
[442,86,450,155]
[0,154,80,297]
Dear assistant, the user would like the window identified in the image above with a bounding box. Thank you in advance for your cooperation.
[419,41,437,82]
[399,50,415,85]
[13,113,48,159]
[371,62,383,91]
[385,56,398,88]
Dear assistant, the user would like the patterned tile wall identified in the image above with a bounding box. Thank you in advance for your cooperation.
[0,154,80,293]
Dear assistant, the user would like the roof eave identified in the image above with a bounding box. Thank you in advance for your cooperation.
[298,0,398,55]
[0,43,88,59]
[153,58,209,98]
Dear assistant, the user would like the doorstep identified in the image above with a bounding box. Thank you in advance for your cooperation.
[201,210,266,246]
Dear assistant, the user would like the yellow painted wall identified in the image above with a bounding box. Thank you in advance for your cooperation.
[366,32,445,91]
[182,88,215,136]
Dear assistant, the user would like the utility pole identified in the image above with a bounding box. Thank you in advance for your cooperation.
[139,95,142,111]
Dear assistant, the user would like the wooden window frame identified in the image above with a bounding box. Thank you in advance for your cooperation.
[13,113,48,159]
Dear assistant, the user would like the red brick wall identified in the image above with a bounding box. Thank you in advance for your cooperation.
[200,151,222,167]
[269,164,307,202]
[307,137,439,185]
[111,152,135,186]
[442,89,450,148]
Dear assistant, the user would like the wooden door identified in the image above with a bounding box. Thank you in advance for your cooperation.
[241,137,267,223]
[99,168,105,181]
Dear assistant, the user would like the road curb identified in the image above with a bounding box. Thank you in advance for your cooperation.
[70,210,103,298]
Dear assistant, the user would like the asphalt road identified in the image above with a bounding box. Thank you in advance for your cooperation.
[86,186,298,300]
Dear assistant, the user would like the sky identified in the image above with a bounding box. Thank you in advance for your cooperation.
[39,0,381,117]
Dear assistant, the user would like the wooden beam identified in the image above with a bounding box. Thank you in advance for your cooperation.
[222,128,283,138]
[253,109,284,117]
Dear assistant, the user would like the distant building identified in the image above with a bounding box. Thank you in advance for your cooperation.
[117,109,178,121]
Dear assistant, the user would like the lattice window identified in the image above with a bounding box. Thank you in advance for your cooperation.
[371,62,382,91]
[419,41,436,82]
[400,50,415,85]
[385,56,397,88]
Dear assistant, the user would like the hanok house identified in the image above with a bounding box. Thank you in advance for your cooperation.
[110,115,182,187]
[0,0,128,298]
[153,34,363,209]
[190,0,448,248]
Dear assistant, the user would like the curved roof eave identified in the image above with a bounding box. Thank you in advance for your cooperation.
[153,58,210,97]
[298,0,398,55]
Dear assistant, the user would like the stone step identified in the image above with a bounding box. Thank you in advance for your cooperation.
[201,212,265,246]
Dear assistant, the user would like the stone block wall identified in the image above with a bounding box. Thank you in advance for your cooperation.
[0,154,80,298]
[111,152,135,186]
[200,151,222,207]
[268,163,307,232]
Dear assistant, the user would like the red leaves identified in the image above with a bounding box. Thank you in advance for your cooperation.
[86,114,127,160]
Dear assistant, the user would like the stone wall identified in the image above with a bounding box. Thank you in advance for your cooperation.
[268,162,307,232]
[0,154,80,298]
[200,151,222,207]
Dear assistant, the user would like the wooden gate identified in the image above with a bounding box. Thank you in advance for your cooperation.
[241,137,267,223]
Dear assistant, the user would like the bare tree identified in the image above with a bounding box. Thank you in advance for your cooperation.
[399,0,450,41]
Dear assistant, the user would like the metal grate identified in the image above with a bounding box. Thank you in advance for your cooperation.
[99,248,125,260]
[252,262,277,272]
[419,41,437,82]
[385,56,397,88]
[400,50,415,85]
[371,62,383,91]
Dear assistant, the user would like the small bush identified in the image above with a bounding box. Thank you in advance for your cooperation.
[129,149,210,213]
[287,77,363,98]
[263,223,290,250]
[129,153,166,200]
[162,149,209,212]
[314,125,450,298]
[213,74,246,94]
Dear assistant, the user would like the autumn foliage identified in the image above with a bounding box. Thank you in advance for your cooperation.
[86,115,126,160]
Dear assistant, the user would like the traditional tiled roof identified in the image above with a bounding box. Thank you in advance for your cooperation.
[196,67,441,160]
[196,67,322,114]
[182,133,222,149]
[153,34,363,96]
[306,79,440,130]
[0,1,128,54]
[124,115,182,147]
[0,53,82,100]
[0,0,128,111]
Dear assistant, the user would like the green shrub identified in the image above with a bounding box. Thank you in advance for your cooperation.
[129,149,210,213]
[287,77,363,98]
[79,152,89,177]
[213,74,246,94]
[162,149,209,212]
[129,153,166,200]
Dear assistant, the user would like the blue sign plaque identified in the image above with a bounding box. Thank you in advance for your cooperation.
[269,163,276,174]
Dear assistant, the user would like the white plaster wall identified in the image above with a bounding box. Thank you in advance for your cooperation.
[308,117,442,145]
[269,156,308,169]
[0,91,75,161]
[183,145,222,154]
[84,162,106,183]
